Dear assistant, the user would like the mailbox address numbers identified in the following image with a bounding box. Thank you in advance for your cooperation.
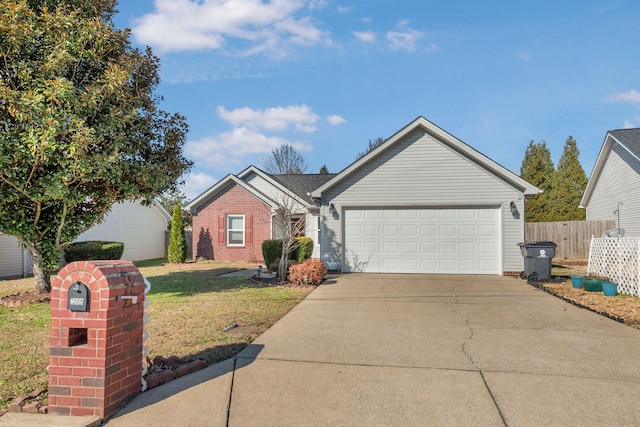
[68,282,90,312]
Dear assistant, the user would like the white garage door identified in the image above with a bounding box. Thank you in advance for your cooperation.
[344,208,499,274]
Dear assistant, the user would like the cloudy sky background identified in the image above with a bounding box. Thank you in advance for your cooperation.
[113,1,640,200]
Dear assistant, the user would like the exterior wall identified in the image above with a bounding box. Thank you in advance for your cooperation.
[0,201,169,279]
[586,143,640,237]
[192,183,272,263]
[0,234,28,279]
[320,128,526,274]
[77,200,169,261]
[243,172,307,212]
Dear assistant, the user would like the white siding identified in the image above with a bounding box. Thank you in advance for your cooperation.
[586,144,640,237]
[321,128,525,273]
[77,201,169,261]
[0,235,28,278]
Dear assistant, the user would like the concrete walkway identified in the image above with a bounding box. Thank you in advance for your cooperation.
[102,274,640,426]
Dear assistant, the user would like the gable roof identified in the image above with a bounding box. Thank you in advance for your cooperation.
[311,116,540,198]
[271,173,337,204]
[580,128,640,208]
[185,174,276,211]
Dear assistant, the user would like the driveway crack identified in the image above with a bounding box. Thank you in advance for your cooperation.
[455,297,508,426]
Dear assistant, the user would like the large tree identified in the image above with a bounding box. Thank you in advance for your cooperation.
[264,144,307,174]
[546,136,588,221]
[0,0,192,293]
[355,137,385,160]
[520,141,555,222]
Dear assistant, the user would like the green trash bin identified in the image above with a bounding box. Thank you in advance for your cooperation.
[517,241,557,281]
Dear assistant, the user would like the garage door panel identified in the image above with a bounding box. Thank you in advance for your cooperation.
[344,207,499,274]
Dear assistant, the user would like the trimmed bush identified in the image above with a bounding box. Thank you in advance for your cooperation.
[288,258,327,286]
[292,237,313,262]
[64,241,124,262]
[167,205,187,263]
[262,239,283,267]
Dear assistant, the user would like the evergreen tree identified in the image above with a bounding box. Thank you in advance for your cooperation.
[520,141,555,222]
[167,205,187,263]
[546,136,588,221]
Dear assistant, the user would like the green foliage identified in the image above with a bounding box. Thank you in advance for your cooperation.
[262,239,283,267]
[546,136,588,221]
[520,141,555,222]
[0,1,192,292]
[292,237,313,262]
[157,188,192,227]
[63,241,124,262]
[288,259,327,286]
[167,205,187,263]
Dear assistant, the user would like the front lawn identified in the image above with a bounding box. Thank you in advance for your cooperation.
[0,259,313,410]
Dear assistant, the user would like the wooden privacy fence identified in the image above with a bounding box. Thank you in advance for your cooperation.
[525,220,616,259]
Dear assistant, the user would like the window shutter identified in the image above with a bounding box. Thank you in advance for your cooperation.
[218,215,226,244]
[246,215,253,244]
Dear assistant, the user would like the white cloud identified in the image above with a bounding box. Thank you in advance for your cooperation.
[623,120,635,128]
[326,115,346,125]
[132,0,331,55]
[336,5,354,13]
[516,51,531,62]
[185,127,313,167]
[183,171,218,201]
[353,31,376,43]
[217,105,320,133]
[308,0,327,10]
[386,29,425,52]
[609,89,640,103]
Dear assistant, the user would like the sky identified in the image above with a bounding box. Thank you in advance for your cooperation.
[112,0,640,200]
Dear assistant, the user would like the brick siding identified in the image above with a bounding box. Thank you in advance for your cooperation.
[192,183,272,263]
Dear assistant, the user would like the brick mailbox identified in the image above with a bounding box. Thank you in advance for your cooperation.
[48,260,145,419]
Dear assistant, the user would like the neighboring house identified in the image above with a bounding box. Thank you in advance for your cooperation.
[580,128,640,237]
[188,116,540,275]
[0,200,170,279]
[186,167,336,263]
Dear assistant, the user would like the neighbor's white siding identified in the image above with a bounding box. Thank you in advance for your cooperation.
[77,201,169,261]
[321,128,525,273]
[586,143,640,237]
[0,234,28,279]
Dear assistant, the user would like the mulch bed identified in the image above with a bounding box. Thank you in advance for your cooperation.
[532,279,640,330]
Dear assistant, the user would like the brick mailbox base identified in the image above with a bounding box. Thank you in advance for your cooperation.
[48,260,145,419]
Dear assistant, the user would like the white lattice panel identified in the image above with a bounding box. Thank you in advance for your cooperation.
[588,238,640,297]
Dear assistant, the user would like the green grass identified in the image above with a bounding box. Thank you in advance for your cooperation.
[0,259,313,410]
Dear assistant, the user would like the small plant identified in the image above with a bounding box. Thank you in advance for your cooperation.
[63,241,124,262]
[288,259,327,286]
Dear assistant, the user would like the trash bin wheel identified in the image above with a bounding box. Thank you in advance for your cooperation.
[519,271,527,280]
[527,272,538,282]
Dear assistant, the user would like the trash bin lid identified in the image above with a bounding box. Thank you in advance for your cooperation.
[527,241,557,247]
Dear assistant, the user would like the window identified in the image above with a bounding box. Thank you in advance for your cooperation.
[227,215,245,246]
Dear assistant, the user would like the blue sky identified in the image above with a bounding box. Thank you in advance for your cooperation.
[113,1,640,200]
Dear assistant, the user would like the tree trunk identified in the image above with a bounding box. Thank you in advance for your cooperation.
[31,245,52,294]
[278,251,288,282]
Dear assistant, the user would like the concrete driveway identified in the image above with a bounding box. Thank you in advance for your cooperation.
[107,274,640,426]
